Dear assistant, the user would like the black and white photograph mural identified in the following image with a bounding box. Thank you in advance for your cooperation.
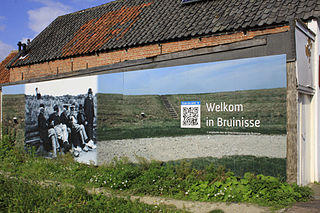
[26,76,97,164]
[2,76,98,165]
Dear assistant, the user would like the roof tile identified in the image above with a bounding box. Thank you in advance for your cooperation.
[0,51,18,84]
[9,0,320,67]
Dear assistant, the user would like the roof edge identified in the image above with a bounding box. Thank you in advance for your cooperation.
[7,22,290,68]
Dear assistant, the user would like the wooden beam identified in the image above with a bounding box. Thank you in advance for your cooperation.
[286,61,298,183]
[0,38,267,86]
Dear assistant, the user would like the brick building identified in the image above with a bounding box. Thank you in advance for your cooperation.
[0,0,320,185]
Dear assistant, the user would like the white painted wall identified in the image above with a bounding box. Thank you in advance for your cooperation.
[308,19,320,183]
[295,20,316,185]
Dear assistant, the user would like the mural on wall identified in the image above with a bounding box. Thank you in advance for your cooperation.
[2,76,98,165]
[2,54,287,178]
[97,55,287,178]
[2,84,25,145]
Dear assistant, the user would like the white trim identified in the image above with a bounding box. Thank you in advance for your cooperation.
[296,20,316,41]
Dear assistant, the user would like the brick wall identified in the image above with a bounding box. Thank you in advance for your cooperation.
[9,25,289,82]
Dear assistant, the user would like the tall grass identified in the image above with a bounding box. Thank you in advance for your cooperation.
[97,88,286,140]
[0,174,183,212]
[0,133,312,210]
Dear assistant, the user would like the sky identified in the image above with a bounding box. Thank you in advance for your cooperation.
[2,75,98,95]
[3,54,286,95]
[0,0,286,95]
[98,54,286,95]
[0,0,114,62]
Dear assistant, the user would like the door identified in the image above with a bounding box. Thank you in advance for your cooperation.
[298,93,312,185]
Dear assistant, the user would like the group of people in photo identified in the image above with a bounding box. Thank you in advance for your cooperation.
[37,88,96,158]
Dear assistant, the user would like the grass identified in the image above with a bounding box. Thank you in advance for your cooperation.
[2,94,25,147]
[2,88,286,141]
[0,134,310,210]
[97,88,286,140]
[167,155,286,181]
[0,174,184,213]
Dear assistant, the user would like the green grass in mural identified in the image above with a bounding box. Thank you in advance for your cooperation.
[167,155,287,181]
[2,94,25,147]
[97,88,286,140]
[2,88,286,142]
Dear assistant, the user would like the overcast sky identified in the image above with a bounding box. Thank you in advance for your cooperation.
[0,0,114,61]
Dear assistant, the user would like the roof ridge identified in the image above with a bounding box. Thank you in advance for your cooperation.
[7,0,320,68]
[59,0,123,18]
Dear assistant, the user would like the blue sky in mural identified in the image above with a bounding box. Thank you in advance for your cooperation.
[2,84,25,95]
[98,55,286,95]
[98,72,124,94]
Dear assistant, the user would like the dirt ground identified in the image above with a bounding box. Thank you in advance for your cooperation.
[88,184,320,213]
[88,187,270,213]
[284,184,320,213]
[98,134,286,164]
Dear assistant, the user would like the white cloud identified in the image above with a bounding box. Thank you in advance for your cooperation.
[0,40,13,62]
[28,0,71,34]
[21,37,32,44]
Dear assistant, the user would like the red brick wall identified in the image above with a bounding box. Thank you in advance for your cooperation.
[9,25,289,82]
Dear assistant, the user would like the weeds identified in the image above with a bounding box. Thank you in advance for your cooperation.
[0,174,183,212]
[0,135,312,210]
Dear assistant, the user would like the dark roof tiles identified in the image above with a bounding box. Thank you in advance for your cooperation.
[9,0,320,67]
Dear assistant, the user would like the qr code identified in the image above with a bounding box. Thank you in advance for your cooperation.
[181,101,201,128]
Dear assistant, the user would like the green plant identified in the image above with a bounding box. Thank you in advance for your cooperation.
[0,134,312,210]
[209,210,224,213]
[0,174,184,212]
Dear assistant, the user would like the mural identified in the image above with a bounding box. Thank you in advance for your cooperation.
[2,54,287,178]
[3,76,98,165]
[96,55,287,178]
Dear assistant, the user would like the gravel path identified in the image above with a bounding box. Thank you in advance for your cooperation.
[75,149,97,165]
[98,134,286,164]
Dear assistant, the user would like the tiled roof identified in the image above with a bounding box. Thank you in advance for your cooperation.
[0,51,18,83]
[8,0,320,67]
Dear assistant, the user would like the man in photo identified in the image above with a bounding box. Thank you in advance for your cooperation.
[48,105,71,153]
[77,104,86,126]
[38,104,50,152]
[38,104,59,158]
[60,104,72,133]
[69,104,90,153]
[84,88,96,149]
[35,87,41,100]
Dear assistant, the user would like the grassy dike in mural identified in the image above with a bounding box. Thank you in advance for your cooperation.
[97,88,286,140]
[2,88,287,178]
[2,88,286,142]
[2,94,25,147]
